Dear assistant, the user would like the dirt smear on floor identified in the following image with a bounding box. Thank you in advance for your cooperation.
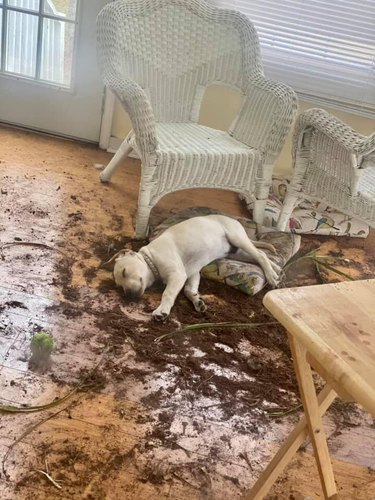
[49,231,301,418]
[2,213,374,497]
[24,230,373,492]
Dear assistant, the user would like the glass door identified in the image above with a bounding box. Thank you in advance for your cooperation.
[0,0,108,141]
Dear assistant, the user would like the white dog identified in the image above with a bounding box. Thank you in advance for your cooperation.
[105,215,281,321]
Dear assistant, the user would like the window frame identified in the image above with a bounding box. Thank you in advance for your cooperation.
[0,0,80,91]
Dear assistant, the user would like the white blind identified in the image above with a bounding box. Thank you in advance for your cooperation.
[215,0,375,117]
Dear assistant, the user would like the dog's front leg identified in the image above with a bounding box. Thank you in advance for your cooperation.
[184,273,207,312]
[152,272,187,321]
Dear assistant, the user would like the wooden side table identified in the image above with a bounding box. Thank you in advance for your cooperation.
[245,279,375,499]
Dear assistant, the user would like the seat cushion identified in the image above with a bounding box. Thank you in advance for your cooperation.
[241,176,370,237]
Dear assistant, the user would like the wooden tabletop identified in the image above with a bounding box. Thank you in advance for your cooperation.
[263,279,375,416]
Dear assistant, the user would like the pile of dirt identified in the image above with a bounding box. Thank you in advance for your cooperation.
[95,281,297,416]
[47,232,371,439]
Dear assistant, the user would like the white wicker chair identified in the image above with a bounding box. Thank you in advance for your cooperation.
[277,108,375,231]
[97,0,297,238]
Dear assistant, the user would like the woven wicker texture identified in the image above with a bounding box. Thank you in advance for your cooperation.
[277,108,375,230]
[97,0,297,237]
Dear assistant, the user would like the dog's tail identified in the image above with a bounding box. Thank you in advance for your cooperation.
[253,241,277,254]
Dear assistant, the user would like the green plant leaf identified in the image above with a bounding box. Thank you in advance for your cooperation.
[154,321,279,343]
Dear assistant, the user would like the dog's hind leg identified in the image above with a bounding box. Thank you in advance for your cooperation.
[184,273,207,313]
[227,226,281,287]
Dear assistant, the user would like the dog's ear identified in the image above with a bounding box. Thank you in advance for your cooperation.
[100,249,128,270]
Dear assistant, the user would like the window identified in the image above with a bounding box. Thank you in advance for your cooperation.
[215,0,375,118]
[0,0,78,88]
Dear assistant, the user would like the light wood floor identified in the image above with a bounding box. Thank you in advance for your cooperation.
[0,125,374,499]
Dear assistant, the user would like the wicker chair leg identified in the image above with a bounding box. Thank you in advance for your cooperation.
[277,193,299,231]
[135,203,153,239]
[100,141,133,183]
[254,165,274,229]
[253,198,268,228]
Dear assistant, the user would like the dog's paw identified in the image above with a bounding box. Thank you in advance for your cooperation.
[264,262,282,288]
[271,261,282,273]
[194,298,207,313]
[266,270,281,288]
[152,309,169,322]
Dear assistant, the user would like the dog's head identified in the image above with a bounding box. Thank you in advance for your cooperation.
[103,250,148,300]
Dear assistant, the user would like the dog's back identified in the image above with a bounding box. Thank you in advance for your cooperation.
[148,215,235,277]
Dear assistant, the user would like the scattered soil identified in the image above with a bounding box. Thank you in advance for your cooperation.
[66,211,84,226]
[2,184,374,496]
[329,399,366,431]
[82,266,97,283]
[92,234,149,263]
[2,300,28,310]
[50,235,299,416]
[281,235,375,289]
[53,259,80,303]
[81,235,149,284]
[46,232,371,440]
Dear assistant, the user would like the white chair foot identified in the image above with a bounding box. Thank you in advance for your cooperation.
[100,170,111,183]
[99,141,132,183]
[253,198,268,227]
[135,204,153,239]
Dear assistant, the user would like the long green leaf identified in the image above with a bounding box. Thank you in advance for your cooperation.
[284,248,354,284]
[154,321,279,343]
[0,385,83,414]
[312,258,354,281]
[266,403,303,418]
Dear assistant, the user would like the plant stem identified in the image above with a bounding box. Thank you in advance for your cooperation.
[0,385,84,413]
[311,258,354,281]
[0,242,70,261]
[283,248,354,282]
[266,403,303,418]
[154,321,279,343]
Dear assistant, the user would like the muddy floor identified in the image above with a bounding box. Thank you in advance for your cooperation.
[1,126,375,499]
[2,219,374,499]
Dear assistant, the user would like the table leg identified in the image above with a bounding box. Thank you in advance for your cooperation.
[288,334,338,499]
[244,384,336,500]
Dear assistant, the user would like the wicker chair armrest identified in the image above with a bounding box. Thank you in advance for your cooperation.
[97,4,158,157]
[231,75,297,166]
[294,108,375,158]
[104,71,158,156]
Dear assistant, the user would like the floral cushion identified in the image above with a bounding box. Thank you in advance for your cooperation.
[240,176,369,238]
[150,207,301,296]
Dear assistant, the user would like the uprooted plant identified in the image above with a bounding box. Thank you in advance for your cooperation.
[29,331,55,371]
